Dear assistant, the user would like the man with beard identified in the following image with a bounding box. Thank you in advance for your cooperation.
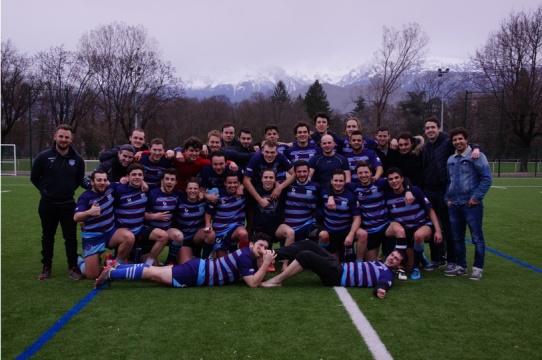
[31,124,85,280]
[74,170,135,279]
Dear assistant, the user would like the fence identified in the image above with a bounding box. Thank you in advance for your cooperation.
[0,159,100,176]
[489,159,541,177]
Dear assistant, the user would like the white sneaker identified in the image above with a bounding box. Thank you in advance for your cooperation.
[469,267,483,281]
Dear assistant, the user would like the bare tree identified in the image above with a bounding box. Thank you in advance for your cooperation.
[1,40,34,141]
[35,46,96,130]
[78,22,177,144]
[473,6,542,170]
[368,23,428,127]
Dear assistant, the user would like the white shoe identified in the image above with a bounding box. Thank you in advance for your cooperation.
[469,267,483,281]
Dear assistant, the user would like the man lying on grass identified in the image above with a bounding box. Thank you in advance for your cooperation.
[261,240,405,299]
[95,239,276,288]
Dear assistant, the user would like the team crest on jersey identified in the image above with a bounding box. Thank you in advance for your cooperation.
[69,159,76,166]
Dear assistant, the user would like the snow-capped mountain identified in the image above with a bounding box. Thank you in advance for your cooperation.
[181,58,468,113]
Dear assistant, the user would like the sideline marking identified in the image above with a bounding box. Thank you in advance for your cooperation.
[334,287,393,360]
[486,245,542,274]
[491,185,542,188]
[16,288,101,360]
[1,190,11,193]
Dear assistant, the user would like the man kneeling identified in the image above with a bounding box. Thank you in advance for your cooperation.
[262,240,404,299]
[95,239,275,288]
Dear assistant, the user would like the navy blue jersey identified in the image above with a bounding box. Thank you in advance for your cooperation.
[75,187,115,237]
[171,247,256,287]
[345,148,382,181]
[174,193,206,241]
[245,152,292,184]
[112,183,148,233]
[146,187,179,229]
[276,143,289,155]
[348,179,389,233]
[340,261,394,288]
[139,154,174,188]
[252,184,283,234]
[322,189,359,232]
[340,137,378,155]
[206,190,246,235]
[309,153,350,188]
[283,181,320,231]
[386,186,432,230]
[284,141,320,163]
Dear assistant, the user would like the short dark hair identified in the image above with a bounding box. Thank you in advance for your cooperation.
[376,126,390,134]
[118,144,136,153]
[264,125,279,134]
[313,112,330,124]
[385,167,404,178]
[224,171,240,181]
[186,177,200,187]
[349,130,363,138]
[261,141,277,149]
[239,128,252,136]
[127,163,144,174]
[331,169,345,179]
[210,150,226,161]
[56,124,73,133]
[261,168,276,178]
[355,160,372,173]
[221,123,235,131]
[131,128,145,135]
[90,169,108,181]
[293,121,310,135]
[398,132,414,143]
[160,168,177,179]
[150,138,165,147]
[293,160,310,170]
[183,136,203,150]
[424,117,439,127]
[449,127,469,140]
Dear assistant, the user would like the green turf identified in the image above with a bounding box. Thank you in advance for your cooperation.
[2,176,541,359]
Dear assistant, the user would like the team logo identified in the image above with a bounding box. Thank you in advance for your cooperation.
[68,159,76,166]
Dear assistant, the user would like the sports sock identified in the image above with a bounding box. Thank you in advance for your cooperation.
[395,237,407,250]
[168,242,182,261]
[109,263,149,281]
[77,256,86,274]
[413,243,425,267]
[145,257,155,266]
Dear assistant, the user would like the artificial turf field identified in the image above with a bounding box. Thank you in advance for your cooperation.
[1,176,541,359]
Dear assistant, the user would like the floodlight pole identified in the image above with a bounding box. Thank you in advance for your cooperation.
[437,68,449,130]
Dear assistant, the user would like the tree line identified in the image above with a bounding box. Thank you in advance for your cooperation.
[2,7,542,169]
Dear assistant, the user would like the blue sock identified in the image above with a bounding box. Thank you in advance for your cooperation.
[413,243,424,267]
[109,263,149,281]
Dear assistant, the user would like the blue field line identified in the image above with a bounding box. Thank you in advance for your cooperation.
[465,238,542,274]
[485,245,542,274]
[16,288,101,360]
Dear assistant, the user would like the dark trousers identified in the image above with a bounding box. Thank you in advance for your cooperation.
[424,190,454,264]
[277,240,341,286]
[38,199,78,268]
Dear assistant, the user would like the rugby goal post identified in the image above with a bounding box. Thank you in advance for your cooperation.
[0,144,17,176]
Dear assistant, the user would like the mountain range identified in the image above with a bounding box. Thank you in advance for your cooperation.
[181,58,468,113]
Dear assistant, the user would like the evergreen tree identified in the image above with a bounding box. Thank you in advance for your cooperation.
[352,95,366,115]
[271,80,290,103]
[303,80,331,118]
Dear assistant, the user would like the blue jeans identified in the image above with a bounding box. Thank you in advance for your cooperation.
[448,203,485,269]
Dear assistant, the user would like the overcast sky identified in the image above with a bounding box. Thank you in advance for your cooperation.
[2,0,541,83]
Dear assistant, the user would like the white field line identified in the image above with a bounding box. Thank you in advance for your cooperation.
[334,287,393,360]
[1,190,12,193]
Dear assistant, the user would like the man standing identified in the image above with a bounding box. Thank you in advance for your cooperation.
[444,128,492,280]
[31,124,85,280]
[421,117,479,271]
